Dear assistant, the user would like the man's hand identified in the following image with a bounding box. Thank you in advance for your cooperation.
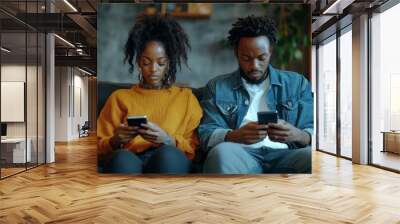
[138,122,176,146]
[110,124,139,150]
[267,119,310,146]
[225,122,268,144]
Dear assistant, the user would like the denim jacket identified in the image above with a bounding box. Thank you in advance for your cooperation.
[198,65,314,153]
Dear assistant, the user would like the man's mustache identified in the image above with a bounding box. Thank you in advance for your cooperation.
[249,70,263,74]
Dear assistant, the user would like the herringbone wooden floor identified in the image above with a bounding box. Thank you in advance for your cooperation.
[1,136,400,224]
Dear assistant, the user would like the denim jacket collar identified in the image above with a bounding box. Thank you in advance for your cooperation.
[232,65,282,90]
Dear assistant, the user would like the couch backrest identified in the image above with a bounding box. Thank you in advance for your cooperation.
[97,81,206,117]
[97,82,132,116]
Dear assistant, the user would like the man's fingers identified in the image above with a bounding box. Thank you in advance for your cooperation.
[258,130,268,135]
[255,124,269,130]
[269,135,287,142]
[244,122,267,130]
[267,123,282,129]
[267,129,289,137]
[243,132,267,141]
[243,122,262,131]
[245,138,264,144]
[245,136,262,141]
[244,130,267,136]
[268,123,290,131]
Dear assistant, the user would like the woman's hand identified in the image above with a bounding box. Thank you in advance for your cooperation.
[109,124,139,150]
[138,122,176,146]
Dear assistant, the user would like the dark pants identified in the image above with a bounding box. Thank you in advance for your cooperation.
[103,145,191,174]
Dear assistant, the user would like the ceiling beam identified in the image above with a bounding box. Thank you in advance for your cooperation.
[55,55,96,72]
[322,0,356,14]
[67,13,97,43]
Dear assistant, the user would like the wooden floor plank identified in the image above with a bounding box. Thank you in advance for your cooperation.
[0,136,399,223]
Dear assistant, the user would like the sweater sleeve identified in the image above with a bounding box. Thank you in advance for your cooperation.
[97,91,125,156]
[174,92,203,160]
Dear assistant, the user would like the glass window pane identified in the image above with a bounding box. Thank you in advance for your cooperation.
[27,31,38,169]
[318,37,337,154]
[1,31,27,177]
[38,32,45,165]
[340,29,352,158]
[371,3,400,171]
[1,1,46,179]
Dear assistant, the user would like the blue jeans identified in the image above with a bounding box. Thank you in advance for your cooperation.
[103,145,191,174]
[203,142,311,174]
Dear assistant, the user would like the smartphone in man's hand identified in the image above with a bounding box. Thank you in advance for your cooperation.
[127,115,148,128]
[257,111,278,125]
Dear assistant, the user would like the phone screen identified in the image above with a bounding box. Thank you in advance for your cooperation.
[127,116,148,127]
[257,111,278,124]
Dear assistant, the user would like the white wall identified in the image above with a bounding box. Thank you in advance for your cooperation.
[54,67,89,141]
[55,67,69,141]
[1,65,41,136]
[1,64,45,164]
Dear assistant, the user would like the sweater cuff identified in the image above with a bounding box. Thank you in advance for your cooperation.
[98,137,113,156]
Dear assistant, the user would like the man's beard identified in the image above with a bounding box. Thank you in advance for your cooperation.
[240,68,269,85]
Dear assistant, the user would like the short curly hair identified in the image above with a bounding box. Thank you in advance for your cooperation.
[228,15,277,48]
[124,13,190,86]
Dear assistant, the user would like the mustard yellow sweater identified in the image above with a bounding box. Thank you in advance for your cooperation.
[97,85,203,160]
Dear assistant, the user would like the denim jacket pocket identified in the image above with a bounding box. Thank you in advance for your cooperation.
[278,99,299,125]
[216,101,238,128]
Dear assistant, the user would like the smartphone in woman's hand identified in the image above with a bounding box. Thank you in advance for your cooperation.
[127,115,148,128]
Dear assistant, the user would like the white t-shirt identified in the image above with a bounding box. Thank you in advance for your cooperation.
[240,77,288,149]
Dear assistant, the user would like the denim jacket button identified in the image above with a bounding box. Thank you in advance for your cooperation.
[244,100,249,105]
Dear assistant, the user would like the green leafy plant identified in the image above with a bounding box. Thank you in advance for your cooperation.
[268,4,311,71]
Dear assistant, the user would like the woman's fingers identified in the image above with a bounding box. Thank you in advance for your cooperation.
[120,130,138,136]
[140,123,151,130]
[141,122,159,131]
[142,134,158,141]
[118,133,134,140]
[116,125,138,135]
[118,136,133,144]
[138,128,158,137]
[120,125,138,132]
[117,130,137,139]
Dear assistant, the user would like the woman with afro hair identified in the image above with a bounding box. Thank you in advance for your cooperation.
[97,13,203,174]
